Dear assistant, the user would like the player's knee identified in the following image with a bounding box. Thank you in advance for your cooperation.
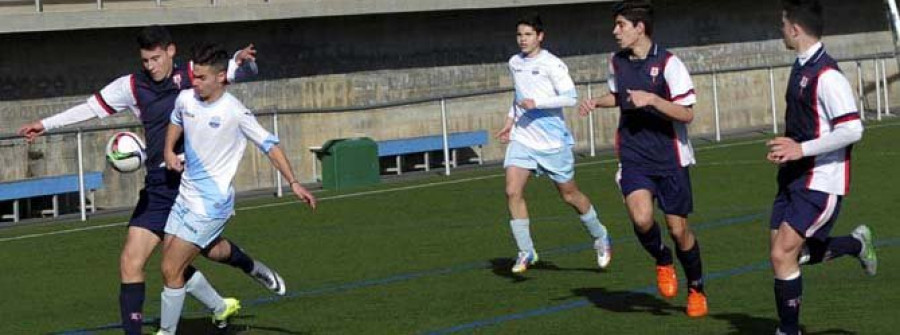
[668,225,687,240]
[560,190,581,205]
[203,239,231,262]
[119,253,146,280]
[505,187,524,200]
[160,263,183,286]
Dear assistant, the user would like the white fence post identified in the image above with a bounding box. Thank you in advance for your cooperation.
[876,58,883,121]
[882,58,891,115]
[712,71,721,142]
[857,61,866,121]
[441,98,451,176]
[77,130,87,222]
[769,67,778,134]
[273,110,283,197]
[587,82,596,157]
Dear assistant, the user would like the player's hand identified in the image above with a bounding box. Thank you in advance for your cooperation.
[164,150,184,172]
[17,121,46,143]
[517,98,537,110]
[495,126,512,144]
[290,182,317,210]
[578,98,598,116]
[767,137,803,163]
[627,89,658,108]
[235,44,257,66]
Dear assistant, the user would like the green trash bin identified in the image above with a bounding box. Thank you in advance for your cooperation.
[316,137,380,190]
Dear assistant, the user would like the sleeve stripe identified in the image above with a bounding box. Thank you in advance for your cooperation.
[129,74,140,106]
[93,93,116,115]
[671,89,696,102]
[832,112,861,125]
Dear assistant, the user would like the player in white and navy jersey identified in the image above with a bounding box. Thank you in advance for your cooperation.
[16,26,279,334]
[495,14,612,275]
[155,44,316,335]
[766,1,876,334]
[578,0,706,317]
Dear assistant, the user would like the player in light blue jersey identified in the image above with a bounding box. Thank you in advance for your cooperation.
[495,14,611,275]
[155,44,317,335]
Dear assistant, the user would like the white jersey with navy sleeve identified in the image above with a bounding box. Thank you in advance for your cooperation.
[508,50,578,152]
[170,90,280,218]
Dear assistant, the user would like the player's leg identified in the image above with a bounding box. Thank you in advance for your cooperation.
[203,238,286,295]
[506,165,536,273]
[659,167,705,316]
[503,141,538,273]
[119,226,161,335]
[620,169,675,297]
[771,222,805,335]
[158,235,202,335]
[163,203,239,329]
[555,180,611,269]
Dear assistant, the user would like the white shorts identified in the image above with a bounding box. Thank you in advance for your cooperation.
[503,140,574,183]
[165,201,227,249]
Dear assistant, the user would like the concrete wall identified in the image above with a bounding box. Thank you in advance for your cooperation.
[1,0,898,210]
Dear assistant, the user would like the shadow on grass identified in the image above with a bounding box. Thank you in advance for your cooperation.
[178,314,309,334]
[489,257,605,282]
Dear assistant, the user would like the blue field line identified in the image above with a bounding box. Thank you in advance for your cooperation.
[424,238,900,334]
[51,212,767,334]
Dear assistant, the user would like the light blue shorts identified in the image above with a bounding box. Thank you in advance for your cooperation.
[165,201,227,249]
[503,140,575,183]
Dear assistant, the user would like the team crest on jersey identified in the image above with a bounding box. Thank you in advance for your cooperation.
[209,116,222,129]
[172,74,183,89]
[799,76,809,89]
[650,66,660,83]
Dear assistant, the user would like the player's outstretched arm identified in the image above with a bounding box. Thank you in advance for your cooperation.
[164,123,184,172]
[228,44,259,83]
[267,146,317,210]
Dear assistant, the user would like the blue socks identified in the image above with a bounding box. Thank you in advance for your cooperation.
[225,240,255,274]
[774,273,803,335]
[634,222,673,266]
[119,282,145,335]
[675,240,704,292]
[803,236,862,265]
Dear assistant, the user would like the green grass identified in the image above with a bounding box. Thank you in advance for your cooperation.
[1,121,898,334]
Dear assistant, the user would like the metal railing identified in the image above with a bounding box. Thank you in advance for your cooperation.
[25,0,268,12]
[0,52,896,221]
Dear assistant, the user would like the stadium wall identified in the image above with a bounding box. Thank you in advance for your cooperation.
[1,0,898,210]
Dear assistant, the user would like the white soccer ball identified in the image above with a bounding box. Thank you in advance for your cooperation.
[106,131,147,173]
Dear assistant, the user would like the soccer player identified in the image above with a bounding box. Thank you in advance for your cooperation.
[16,26,285,334]
[578,0,707,317]
[766,1,877,333]
[156,43,316,335]
[495,14,612,275]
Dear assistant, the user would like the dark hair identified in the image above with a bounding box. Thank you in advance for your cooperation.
[782,0,823,38]
[613,0,654,37]
[516,13,544,33]
[136,25,174,50]
[191,43,230,73]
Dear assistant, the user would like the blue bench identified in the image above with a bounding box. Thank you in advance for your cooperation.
[0,172,104,222]
[377,130,488,175]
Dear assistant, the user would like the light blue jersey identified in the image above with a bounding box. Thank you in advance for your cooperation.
[507,50,578,152]
[170,89,279,219]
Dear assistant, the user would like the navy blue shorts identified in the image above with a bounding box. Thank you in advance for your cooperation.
[769,187,842,241]
[129,168,181,238]
[617,166,693,216]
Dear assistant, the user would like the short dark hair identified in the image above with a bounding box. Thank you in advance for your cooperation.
[136,25,174,50]
[191,43,230,74]
[782,0,823,38]
[613,0,654,37]
[517,13,544,34]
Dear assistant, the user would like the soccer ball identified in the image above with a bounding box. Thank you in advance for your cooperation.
[106,131,147,173]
